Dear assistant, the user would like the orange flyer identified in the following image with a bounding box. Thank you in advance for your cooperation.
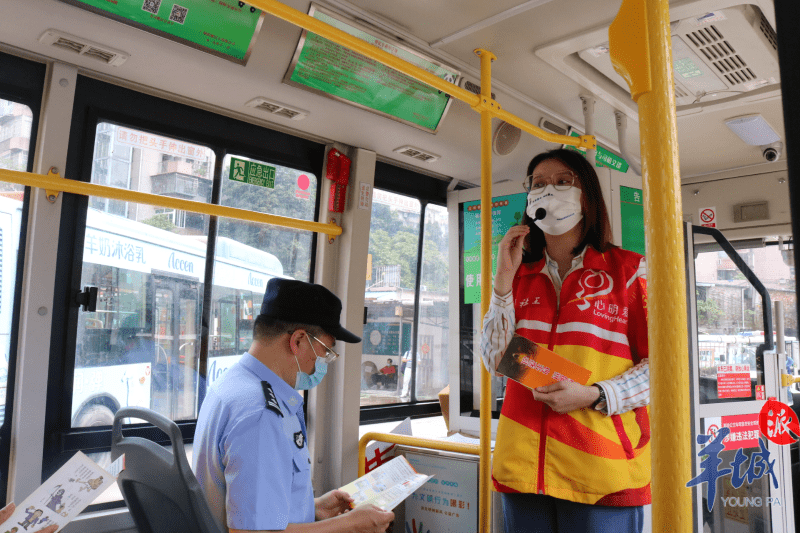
[496,335,591,389]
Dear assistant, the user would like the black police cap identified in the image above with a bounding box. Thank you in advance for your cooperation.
[260,278,361,344]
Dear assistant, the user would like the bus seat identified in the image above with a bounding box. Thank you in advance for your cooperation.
[111,407,223,533]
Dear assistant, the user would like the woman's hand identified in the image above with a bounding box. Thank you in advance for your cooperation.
[531,382,600,414]
[315,489,354,520]
[0,503,58,533]
[494,225,530,296]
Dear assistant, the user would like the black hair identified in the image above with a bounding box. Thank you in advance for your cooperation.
[253,315,325,341]
[521,148,614,263]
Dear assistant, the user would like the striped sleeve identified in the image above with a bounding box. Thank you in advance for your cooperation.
[594,359,650,415]
[479,290,516,374]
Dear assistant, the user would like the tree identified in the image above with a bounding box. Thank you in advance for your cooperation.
[420,238,448,291]
[217,162,317,280]
[696,292,723,330]
[142,214,175,232]
[369,228,419,288]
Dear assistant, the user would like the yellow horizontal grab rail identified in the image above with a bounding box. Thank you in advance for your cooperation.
[250,0,595,151]
[495,108,595,150]
[0,168,342,237]
[358,432,481,477]
[781,373,800,387]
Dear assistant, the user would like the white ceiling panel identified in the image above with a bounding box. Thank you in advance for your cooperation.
[338,0,546,44]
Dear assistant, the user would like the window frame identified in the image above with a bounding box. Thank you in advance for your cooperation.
[0,51,45,503]
[43,75,326,486]
[360,162,458,424]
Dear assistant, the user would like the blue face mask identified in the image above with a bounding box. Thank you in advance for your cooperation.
[293,337,329,390]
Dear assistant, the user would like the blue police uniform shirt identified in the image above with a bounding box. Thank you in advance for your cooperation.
[193,353,313,531]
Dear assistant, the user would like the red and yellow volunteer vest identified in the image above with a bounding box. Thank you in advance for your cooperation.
[492,246,651,506]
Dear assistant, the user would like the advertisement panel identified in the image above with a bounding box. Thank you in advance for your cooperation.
[403,450,478,533]
[284,4,460,132]
[57,0,263,63]
[462,193,527,304]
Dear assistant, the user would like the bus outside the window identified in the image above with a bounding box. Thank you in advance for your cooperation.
[0,198,286,427]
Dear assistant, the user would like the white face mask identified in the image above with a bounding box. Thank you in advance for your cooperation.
[526,185,583,236]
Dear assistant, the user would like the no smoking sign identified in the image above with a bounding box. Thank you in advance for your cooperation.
[699,206,716,228]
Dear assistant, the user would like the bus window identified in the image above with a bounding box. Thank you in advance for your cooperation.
[72,123,215,429]
[0,99,31,424]
[414,203,449,401]
[217,154,317,280]
[695,244,796,402]
[237,291,257,349]
[363,190,420,406]
[205,155,318,386]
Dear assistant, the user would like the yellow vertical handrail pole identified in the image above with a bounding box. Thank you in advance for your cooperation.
[610,0,691,531]
[475,47,496,533]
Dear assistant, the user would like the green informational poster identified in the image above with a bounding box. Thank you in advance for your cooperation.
[58,0,263,63]
[565,130,630,173]
[229,157,276,188]
[462,193,527,305]
[620,186,646,255]
[364,322,401,356]
[284,4,460,132]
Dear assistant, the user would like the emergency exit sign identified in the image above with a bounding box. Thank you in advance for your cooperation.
[229,157,276,189]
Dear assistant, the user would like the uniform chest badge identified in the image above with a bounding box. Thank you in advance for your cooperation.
[294,431,305,449]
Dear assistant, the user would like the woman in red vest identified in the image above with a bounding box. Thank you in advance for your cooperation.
[482,149,650,533]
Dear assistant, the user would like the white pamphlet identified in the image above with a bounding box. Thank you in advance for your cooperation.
[340,455,432,512]
[3,451,124,532]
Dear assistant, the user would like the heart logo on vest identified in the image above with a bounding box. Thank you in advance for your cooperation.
[575,270,613,311]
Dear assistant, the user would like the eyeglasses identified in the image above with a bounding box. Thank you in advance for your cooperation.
[523,170,577,193]
[307,333,340,363]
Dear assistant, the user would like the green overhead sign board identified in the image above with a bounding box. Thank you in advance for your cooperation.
[58,0,263,64]
[620,186,646,255]
[229,157,276,189]
[462,193,528,305]
[284,4,460,132]
[565,130,630,173]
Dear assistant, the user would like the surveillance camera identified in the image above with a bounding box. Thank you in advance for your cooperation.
[761,141,782,163]
[764,147,779,162]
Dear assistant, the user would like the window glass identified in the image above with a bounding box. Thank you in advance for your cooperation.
[414,204,449,401]
[75,127,325,505]
[217,154,317,280]
[76,124,215,503]
[695,245,797,403]
[76,125,215,427]
[207,155,318,380]
[90,123,214,223]
[0,99,31,424]
[363,190,420,406]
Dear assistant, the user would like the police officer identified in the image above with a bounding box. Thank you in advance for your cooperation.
[193,279,394,533]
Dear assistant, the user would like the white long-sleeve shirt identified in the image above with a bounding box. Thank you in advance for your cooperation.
[480,251,650,416]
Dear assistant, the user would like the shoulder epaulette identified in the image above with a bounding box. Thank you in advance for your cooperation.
[261,381,283,417]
